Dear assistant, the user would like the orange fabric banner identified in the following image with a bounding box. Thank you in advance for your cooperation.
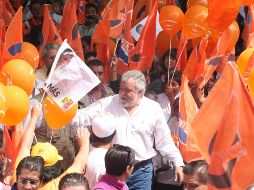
[58,0,84,60]
[191,62,254,190]
[1,7,23,65]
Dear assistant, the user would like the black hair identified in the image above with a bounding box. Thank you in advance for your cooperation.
[90,131,116,144]
[59,173,90,190]
[16,156,44,181]
[105,145,135,177]
[85,3,99,13]
[84,51,97,62]
[183,160,208,184]
[42,161,62,182]
[165,70,182,86]
[29,0,43,9]
[87,59,104,68]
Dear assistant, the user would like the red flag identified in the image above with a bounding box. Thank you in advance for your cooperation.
[3,126,16,168]
[0,1,14,28]
[1,7,23,65]
[77,0,86,24]
[132,0,156,27]
[206,0,241,32]
[176,32,187,71]
[58,0,84,60]
[191,62,254,190]
[3,0,15,17]
[128,0,157,72]
[40,5,63,57]
[179,75,202,163]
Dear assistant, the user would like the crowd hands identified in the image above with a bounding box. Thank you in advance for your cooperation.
[0,0,253,190]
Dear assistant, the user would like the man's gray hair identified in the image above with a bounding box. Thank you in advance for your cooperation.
[121,70,146,95]
[42,43,59,60]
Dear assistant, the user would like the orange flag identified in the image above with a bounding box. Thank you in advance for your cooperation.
[1,7,23,65]
[92,0,129,45]
[183,37,208,84]
[132,0,156,27]
[199,30,232,89]
[206,0,241,32]
[179,75,202,163]
[40,5,63,57]
[128,0,157,72]
[115,0,134,75]
[191,62,254,190]
[58,0,84,60]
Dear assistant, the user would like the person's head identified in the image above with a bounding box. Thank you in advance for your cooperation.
[84,3,98,26]
[161,48,177,70]
[183,160,208,190]
[90,112,116,145]
[81,36,92,53]
[29,0,43,21]
[119,70,146,108]
[42,43,59,72]
[58,49,74,67]
[165,70,182,96]
[16,156,44,190]
[84,51,97,63]
[52,0,64,15]
[31,142,63,182]
[136,24,144,35]
[105,145,135,180]
[87,59,105,82]
[59,173,89,190]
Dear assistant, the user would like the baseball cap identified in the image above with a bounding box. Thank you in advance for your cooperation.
[91,112,116,138]
[31,142,63,167]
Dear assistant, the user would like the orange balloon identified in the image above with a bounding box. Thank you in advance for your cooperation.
[0,83,8,121]
[156,31,179,57]
[187,0,208,9]
[2,59,35,95]
[159,5,184,36]
[183,5,209,39]
[1,85,30,126]
[248,68,254,98]
[237,48,254,76]
[43,96,78,130]
[21,42,39,70]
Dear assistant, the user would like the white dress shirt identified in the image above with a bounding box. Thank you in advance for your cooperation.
[72,95,184,166]
[85,147,107,188]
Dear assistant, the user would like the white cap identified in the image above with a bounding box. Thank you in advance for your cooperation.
[91,112,116,138]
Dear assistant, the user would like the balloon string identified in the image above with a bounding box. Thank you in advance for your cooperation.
[170,39,187,85]
[50,130,54,144]
[40,91,46,104]
[167,36,172,83]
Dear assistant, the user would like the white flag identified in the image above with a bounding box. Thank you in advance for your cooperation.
[45,40,100,111]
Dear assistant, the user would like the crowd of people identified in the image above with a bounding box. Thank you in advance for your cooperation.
[0,0,253,190]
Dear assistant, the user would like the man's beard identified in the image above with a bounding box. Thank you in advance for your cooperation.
[119,96,136,108]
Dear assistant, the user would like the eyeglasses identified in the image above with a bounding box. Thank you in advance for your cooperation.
[119,87,139,95]
[18,178,40,186]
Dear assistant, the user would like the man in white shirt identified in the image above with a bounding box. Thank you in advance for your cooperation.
[85,112,116,188]
[71,70,184,190]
